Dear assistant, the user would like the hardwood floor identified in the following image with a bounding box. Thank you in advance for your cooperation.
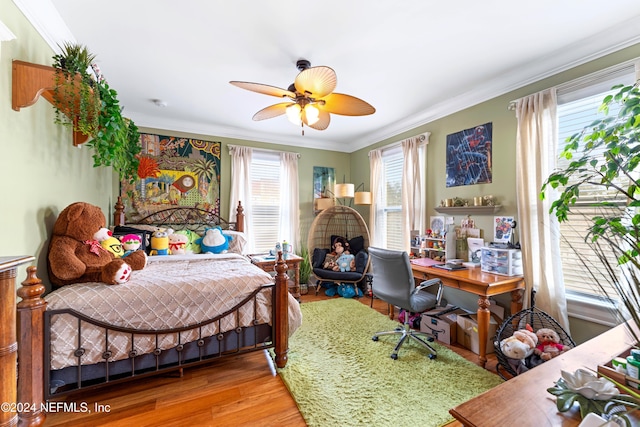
[43,291,499,427]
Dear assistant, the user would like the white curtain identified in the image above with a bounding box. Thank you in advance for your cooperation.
[515,88,570,331]
[401,134,429,252]
[279,152,300,249]
[369,148,383,247]
[229,145,254,253]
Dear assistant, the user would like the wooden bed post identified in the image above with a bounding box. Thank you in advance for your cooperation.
[235,201,244,233]
[17,267,46,427]
[273,251,289,368]
[113,196,125,227]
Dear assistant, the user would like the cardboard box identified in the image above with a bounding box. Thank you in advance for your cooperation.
[455,301,504,355]
[420,305,468,345]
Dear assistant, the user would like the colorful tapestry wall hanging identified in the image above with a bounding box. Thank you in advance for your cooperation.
[120,133,221,222]
[446,122,493,187]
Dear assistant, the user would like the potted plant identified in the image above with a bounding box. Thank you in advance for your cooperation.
[52,42,100,136]
[297,245,312,295]
[542,81,640,424]
[51,42,141,182]
[541,81,640,342]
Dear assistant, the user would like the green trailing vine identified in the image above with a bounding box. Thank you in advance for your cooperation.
[51,42,141,182]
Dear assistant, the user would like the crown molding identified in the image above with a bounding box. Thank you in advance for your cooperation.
[18,0,640,153]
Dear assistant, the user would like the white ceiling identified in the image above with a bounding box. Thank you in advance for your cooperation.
[16,0,640,152]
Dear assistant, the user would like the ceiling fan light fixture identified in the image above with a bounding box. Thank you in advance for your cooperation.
[304,104,320,125]
[286,103,302,125]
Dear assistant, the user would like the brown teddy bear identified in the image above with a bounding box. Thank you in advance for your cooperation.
[48,202,147,286]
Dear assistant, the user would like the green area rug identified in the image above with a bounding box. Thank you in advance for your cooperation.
[277,298,503,427]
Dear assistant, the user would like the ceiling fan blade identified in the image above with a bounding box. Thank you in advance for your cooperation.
[294,66,337,98]
[252,102,292,121]
[230,81,296,99]
[306,110,330,130]
[319,93,376,116]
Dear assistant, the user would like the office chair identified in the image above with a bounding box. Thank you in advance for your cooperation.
[368,247,444,360]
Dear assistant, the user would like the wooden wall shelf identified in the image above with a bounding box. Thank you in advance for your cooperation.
[434,205,502,215]
[12,60,90,146]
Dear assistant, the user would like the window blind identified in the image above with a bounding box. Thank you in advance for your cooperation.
[250,151,281,253]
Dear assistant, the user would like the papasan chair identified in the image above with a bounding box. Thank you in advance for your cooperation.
[308,205,371,297]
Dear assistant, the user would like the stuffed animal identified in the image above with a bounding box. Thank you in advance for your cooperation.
[120,234,142,256]
[100,235,125,258]
[198,226,232,254]
[175,229,201,254]
[48,202,147,286]
[534,328,567,361]
[336,253,355,272]
[329,236,352,272]
[499,324,538,375]
[150,230,170,255]
[168,231,189,255]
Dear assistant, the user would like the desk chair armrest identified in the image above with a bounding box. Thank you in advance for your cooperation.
[413,278,443,306]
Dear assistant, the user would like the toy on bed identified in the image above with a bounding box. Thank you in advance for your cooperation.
[120,234,143,255]
[150,229,170,255]
[198,226,232,254]
[499,324,538,375]
[534,328,567,361]
[48,202,147,286]
[168,230,189,255]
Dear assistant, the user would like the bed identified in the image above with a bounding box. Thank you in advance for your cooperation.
[16,200,301,424]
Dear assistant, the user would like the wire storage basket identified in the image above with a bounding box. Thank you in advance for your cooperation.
[494,292,576,380]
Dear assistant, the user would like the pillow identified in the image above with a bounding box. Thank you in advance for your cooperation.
[223,230,248,255]
[312,248,329,269]
[113,225,157,254]
[323,253,338,270]
[348,236,365,254]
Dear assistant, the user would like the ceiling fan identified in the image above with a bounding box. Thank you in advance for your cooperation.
[230,59,375,134]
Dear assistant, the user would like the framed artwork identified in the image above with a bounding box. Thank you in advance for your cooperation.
[430,216,445,236]
[494,216,515,243]
[120,132,221,222]
[313,166,336,199]
[446,122,493,187]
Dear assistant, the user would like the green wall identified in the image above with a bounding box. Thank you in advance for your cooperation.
[350,43,640,344]
[1,0,113,288]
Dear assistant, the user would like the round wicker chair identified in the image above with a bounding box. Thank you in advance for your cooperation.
[307,205,371,296]
[494,293,576,380]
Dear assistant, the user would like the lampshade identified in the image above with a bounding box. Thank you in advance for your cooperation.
[354,191,372,205]
[334,183,354,198]
[315,197,334,211]
[286,104,302,125]
[304,104,320,125]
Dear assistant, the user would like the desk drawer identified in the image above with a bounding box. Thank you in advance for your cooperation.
[415,272,459,289]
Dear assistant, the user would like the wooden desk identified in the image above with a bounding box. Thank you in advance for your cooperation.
[248,253,302,300]
[449,322,637,426]
[410,258,525,367]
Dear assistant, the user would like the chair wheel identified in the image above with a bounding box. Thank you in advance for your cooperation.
[427,337,434,342]
[391,354,398,360]
[429,354,437,360]
[372,336,379,341]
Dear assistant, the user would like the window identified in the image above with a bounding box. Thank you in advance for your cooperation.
[250,151,281,253]
[377,146,404,250]
[555,62,636,317]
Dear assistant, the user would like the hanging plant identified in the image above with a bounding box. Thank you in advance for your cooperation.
[51,42,100,136]
[89,80,141,183]
[51,42,141,182]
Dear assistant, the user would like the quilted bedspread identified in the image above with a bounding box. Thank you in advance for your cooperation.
[44,253,303,370]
